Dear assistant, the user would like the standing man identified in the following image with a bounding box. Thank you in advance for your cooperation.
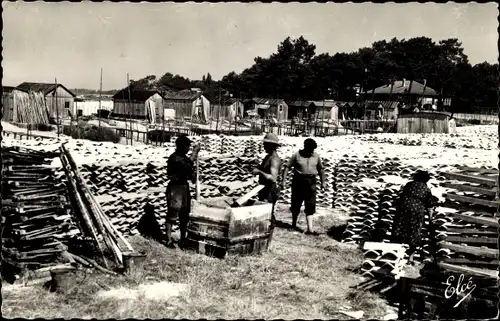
[252,133,282,223]
[165,135,201,248]
[282,138,325,235]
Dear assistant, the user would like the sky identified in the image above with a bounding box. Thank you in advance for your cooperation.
[2,2,498,90]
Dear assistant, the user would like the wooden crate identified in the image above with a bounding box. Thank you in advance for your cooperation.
[186,200,273,257]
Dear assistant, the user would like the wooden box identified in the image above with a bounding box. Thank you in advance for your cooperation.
[186,199,273,257]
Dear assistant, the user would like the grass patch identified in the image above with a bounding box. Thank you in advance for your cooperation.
[2,208,390,319]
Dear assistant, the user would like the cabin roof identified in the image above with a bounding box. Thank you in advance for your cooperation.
[163,90,202,101]
[371,80,438,96]
[113,88,162,101]
[251,97,287,105]
[17,82,76,97]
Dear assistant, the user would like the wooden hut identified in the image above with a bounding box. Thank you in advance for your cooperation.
[2,86,29,122]
[337,101,362,120]
[211,98,244,121]
[17,82,76,120]
[287,101,314,120]
[246,98,288,121]
[364,100,399,120]
[310,100,338,120]
[396,112,451,134]
[163,89,210,122]
[112,88,164,120]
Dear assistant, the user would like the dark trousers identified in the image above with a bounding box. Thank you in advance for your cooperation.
[291,173,317,216]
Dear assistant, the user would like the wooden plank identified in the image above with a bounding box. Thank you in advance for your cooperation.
[445,236,498,246]
[444,193,497,208]
[447,212,499,228]
[445,227,498,236]
[438,257,499,268]
[437,263,498,279]
[441,202,496,217]
[455,166,498,175]
[441,172,496,187]
[441,183,496,197]
[438,243,498,259]
[232,185,265,207]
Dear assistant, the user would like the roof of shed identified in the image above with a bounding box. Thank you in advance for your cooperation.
[3,86,27,94]
[288,101,314,107]
[371,80,438,96]
[113,88,162,101]
[251,97,286,105]
[336,101,359,108]
[364,100,399,109]
[310,100,337,108]
[17,82,76,97]
[163,90,202,101]
[221,97,243,105]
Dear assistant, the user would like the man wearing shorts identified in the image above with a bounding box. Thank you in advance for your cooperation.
[282,138,324,235]
[165,135,200,248]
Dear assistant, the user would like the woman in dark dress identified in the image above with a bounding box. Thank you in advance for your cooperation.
[391,170,438,262]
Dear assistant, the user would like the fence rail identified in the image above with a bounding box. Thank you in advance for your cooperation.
[453,113,498,123]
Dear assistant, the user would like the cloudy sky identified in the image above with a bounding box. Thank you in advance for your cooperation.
[3,2,498,90]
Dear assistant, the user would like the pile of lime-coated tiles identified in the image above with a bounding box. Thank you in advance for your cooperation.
[358,125,497,150]
[361,242,408,279]
[1,146,80,273]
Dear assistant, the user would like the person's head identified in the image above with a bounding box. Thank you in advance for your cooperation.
[303,138,317,154]
[175,135,192,155]
[412,170,431,183]
[262,133,280,154]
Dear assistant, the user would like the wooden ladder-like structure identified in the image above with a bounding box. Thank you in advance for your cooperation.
[436,166,498,279]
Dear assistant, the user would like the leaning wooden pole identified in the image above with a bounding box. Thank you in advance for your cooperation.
[55,78,60,137]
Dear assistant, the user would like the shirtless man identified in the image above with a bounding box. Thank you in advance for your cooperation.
[252,133,282,223]
[282,138,325,235]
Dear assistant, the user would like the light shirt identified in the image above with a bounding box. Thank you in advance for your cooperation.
[287,150,322,176]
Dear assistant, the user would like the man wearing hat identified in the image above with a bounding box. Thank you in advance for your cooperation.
[252,133,282,221]
[282,138,324,235]
[165,135,201,248]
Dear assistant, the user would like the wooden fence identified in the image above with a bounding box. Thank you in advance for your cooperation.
[453,113,498,123]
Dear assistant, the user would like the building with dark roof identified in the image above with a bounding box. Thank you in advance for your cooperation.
[162,89,210,122]
[211,97,244,122]
[363,100,400,119]
[245,98,288,121]
[16,82,76,120]
[112,88,165,120]
[369,79,438,106]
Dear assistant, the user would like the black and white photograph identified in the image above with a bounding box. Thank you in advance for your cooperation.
[1,2,498,320]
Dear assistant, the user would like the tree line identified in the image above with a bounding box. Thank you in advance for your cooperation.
[126,36,498,113]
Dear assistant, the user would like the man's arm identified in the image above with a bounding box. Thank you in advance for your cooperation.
[281,154,295,186]
[317,155,325,188]
[258,157,280,184]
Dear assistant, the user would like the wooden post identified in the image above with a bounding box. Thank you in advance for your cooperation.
[98,68,103,132]
[55,78,60,137]
[127,73,132,146]
[216,88,221,132]
[420,78,427,109]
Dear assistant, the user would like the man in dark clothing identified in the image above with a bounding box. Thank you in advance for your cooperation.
[282,138,325,235]
[165,135,200,248]
[252,133,282,223]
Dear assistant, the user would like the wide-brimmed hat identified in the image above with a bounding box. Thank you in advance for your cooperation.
[262,133,280,145]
